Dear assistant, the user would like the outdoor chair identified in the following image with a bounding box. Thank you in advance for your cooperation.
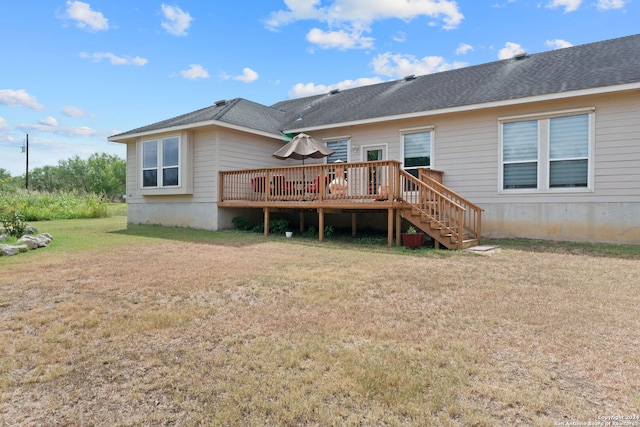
[271,175,292,196]
[305,175,329,193]
[251,176,266,193]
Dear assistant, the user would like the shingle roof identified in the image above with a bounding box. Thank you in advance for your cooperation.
[110,98,286,139]
[110,34,640,140]
[273,33,640,130]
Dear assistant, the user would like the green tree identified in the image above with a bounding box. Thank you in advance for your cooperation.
[86,153,126,200]
[29,165,66,193]
[27,153,125,200]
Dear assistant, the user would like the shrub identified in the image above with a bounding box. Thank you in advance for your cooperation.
[324,225,335,238]
[0,208,27,238]
[269,219,289,234]
[232,216,255,231]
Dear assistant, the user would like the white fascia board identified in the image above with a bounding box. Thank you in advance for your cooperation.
[283,82,640,134]
[108,119,284,143]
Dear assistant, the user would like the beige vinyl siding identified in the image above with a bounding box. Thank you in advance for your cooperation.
[429,111,498,201]
[125,141,137,198]
[592,91,640,196]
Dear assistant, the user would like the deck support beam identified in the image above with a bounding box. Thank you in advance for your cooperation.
[263,207,270,237]
[395,209,401,247]
[299,211,305,232]
[387,208,394,248]
[318,208,325,241]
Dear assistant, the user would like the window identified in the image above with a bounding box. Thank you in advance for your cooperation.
[326,139,348,163]
[549,115,588,188]
[141,136,180,188]
[500,111,592,192]
[403,130,432,178]
[502,120,538,189]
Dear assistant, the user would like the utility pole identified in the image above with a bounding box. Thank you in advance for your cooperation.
[21,134,29,189]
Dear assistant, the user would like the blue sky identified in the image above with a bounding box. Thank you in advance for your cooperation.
[1,0,637,176]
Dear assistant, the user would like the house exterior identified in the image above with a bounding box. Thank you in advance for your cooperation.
[109,34,640,245]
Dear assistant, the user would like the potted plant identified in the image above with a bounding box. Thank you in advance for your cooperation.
[401,226,424,249]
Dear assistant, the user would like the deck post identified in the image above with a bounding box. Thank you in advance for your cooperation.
[395,209,401,246]
[387,208,394,248]
[264,207,270,237]
[318,208,325,242]
[299,211,304,232]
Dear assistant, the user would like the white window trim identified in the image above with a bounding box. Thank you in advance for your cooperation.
[400,125,435,170]
[138,131,193,196]
[499,109,595,194]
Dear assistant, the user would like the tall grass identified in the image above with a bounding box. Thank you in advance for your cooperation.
[0,189,109,221]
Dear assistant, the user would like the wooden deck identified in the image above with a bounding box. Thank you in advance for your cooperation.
[218,160,482,249]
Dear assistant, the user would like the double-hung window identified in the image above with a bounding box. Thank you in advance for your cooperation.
[549,114,589,188]
[502,120,539,189]
[500,110,592,192]
[142,136,180,188]
[402,127,433,178]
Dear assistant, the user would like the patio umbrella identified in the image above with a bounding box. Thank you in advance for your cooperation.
[272,132,334,164]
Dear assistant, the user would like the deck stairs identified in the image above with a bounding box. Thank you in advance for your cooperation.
[398,170,483,250]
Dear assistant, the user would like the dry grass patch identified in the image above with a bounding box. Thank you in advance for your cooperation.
[1,220,639,425]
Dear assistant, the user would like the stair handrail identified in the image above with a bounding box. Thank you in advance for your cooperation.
[399,170,465,242]
[418,169,483,212]
[399,170,482,248]
[418,169,483,242]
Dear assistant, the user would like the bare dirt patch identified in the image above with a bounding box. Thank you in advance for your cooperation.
[1,235,639,426]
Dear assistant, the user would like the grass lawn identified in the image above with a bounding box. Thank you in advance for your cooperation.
[1,214,639,426]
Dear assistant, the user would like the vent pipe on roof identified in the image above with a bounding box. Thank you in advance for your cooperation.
[214,99,227,107]
[513,51,528,60]
[403,74,416,81]
[328,88,340,95]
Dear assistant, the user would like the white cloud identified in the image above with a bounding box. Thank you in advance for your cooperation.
[289,77,383,98]
[39,116,59,127]
[161,4,193,36]
[372,52,466,78]
[498,42,526,59]
[392,31,407,43]
[597,0,626,9]
[0,117,9,130]
[546,0,582,12]
[546,39,573,49]
[63,1,109,31]
[180,64,209,80]
[266,0,462,50]
[266,0,464,30]
[62,105,90,117]
[233,68,259,83]
[456,43,473,55]
[306,27,374,49]
[80,52,148,66]
[0,89,45,111]
[18,122,99,137]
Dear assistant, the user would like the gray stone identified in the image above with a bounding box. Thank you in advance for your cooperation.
[0,233,53,256]
[0,244,19,256]
[24,226,38,235]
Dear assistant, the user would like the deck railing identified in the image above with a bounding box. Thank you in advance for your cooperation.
[219,161,482,248]
[219,160,402,202]
[400,169,482,246]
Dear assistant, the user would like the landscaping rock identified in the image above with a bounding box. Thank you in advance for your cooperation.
[24,226,38,235]
[0,233,53,257]
[0,244,19,256]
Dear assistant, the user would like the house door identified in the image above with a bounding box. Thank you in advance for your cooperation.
[362,145,387,196]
